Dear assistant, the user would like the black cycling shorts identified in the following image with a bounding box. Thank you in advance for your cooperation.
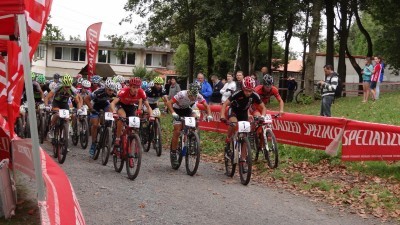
[52,100,69,110]
[174,107,193,118]
[116,103,135,117]
[228,108,248,121]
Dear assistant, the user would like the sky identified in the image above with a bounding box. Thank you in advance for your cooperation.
[50,0,304,57]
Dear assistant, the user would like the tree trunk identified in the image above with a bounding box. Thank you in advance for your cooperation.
[239,32,250,75]
[188,28,196,83]
[346,45,363,95]
[305,0,322,97]
[337,0,349,98]
[353,1,373,57]
[325,0,335,67]
[267,15,275,74]
[205,36,214,77]
[282,14,294,102]
[301,2,311,89]
[233,35,240,75]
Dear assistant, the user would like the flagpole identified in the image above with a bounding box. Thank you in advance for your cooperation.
[17,14,45,201]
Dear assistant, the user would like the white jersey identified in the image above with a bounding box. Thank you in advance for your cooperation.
[172,90,205,109]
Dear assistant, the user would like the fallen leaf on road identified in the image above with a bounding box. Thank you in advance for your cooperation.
[139,203,146,208]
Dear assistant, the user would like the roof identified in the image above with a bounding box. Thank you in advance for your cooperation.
[275,60,303,72]
[46,40,174,53]
[79,63,116,78]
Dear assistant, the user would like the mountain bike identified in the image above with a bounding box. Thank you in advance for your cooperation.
[37,103,46,144]
[50,109,70,164]
[222,120,252,185]
[251,114,279,169]
[70,106,89,149]
[170,116,200,176]
[112,115,142,180]
[92,110,113,165]
[142,108,162,156]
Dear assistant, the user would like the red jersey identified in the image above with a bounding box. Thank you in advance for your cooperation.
[117,87,147,105]
[372,63,381,82]
[254,85,282,104]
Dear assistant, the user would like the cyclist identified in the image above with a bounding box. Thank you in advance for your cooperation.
[253,74,284,115]
[220,76,266,156]
[113,75,126,88]
[84,79,116,157]
[145,77,168,110]
[36,74,51,97]
[141,80,148,90]
[110,77,153,149]
[23,72,44,104]
[165,83,212,167]
[45,74,82,138]
[91,75,102,92]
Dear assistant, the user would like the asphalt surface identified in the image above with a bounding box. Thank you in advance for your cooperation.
[40,140,394,225]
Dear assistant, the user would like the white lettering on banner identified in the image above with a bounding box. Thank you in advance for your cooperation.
[87,29,98,74]
[0,137,10,152]
[17,145,32,162]
[343,130,400,146]
[272,120,301,134]
[201,111,220,121]
[303,124,342,139]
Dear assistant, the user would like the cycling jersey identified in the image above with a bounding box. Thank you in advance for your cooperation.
[40,83,51,94]
[22,81,43,102]
[228,90,262,112]
[117,87,147,105]
[254,85,282,104]
[172,90,205,109]
[53,85,78,103]
[145,86,167,105]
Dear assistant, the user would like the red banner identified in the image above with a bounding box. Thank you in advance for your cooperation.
[11,139,35,179]
[0,115,11,162]
[342,120,400,161]
[86,22,102,81]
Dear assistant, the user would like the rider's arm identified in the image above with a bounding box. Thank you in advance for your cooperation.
[75,94,82,109]
[220,99,230,120]
[202,100,212,116]
[278,99,284,114]
[143,100,153,116]
[110,97,119,113]
[166,99,175,114]
[45,91,54,106]
[258,103,267,115]
[84,94,93,110]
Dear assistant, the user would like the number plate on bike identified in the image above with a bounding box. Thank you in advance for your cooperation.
[78,108,87,116]
[105,112,114,121]
[59,109,69,118]
[39,104,45,110]
[263,114,273,123]
[184,117,196,127]
[128,116,140,128]
[238,121,251,133]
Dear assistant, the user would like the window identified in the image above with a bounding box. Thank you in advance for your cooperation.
[145,54,152,66]
[62,47,71,60]
[34,45,45,59]
[127,52,135,65]
[162,54,167,67]
[55,47,62,59]
[98,50,109,63]
[118,52,126,64]
[79,49,86,61]
[71,48,79,61]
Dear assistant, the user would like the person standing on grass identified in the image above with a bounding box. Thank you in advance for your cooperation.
[196,73,212,103]
[376,58,385,99]
[220,72,236,104]
[318,65,338,117]
[361,57,374,103]
[286,76,297,103]
[370,56,382,101]
[210,75,224,105]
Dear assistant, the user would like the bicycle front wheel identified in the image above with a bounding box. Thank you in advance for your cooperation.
[264,129,279,169]
[71,118,78,146]
[239,137,252,185]
[126,134,142,180]
[185,131,200,176]
[80,119,89,149]
[295,89,305,104]
[224,138,236,177]
[93,127,103,160]
[154,119,162,156]
[57,122,68,164]
[101,127,111,166]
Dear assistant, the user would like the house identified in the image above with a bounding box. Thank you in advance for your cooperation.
[32,40,177,79]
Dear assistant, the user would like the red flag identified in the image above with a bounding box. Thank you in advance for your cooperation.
[86,22,102,81]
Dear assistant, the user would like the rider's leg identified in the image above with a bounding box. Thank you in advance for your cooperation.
[171,123,182,151]
[115,107,126,146]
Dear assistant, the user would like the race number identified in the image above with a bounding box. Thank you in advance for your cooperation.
[105,112,114,121]
[39,104,45,110]
[185,117,196,127]
[59,109,69,118]
[129,116,140,128]
[78,107,87,116]
[263,114,273,123]
[238,121,251,133]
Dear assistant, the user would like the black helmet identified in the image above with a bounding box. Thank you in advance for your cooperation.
[53,73,61,79]
[262,74,274,86]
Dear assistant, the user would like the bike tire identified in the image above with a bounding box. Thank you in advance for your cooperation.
[295,89,305,104]
[25,115,31,138]
[93,126,103,160]
[101,127,111,166]
[38,113,44,144]
[52,126,59,158]
[253,131,261,162]
[154,119,162,157]
[185,131,200,176]
[113,151,125,173]
[80,119,89,149]
[126,134,142,180]
[239,137,252,185]
[57,121,68,164]
[171,136,183,170]
[224,137,236,177]
[71,118,78,146]
[144,122,152,152]
[264,128,279,169]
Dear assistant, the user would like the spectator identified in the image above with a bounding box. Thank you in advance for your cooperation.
[221,78,227,85]
[165,78,171,97]
[361,57,373,103]
[210,75,224,105]
[376,58,385,99]
[168,77,181,100]
[261,66,270,76]
[318,65,338,117]
[220,72,236,103]
[286,76,297,103]
[235,71,244,91]
[197,73,212,102]
[251,73,260,86]
[370,56,382,101]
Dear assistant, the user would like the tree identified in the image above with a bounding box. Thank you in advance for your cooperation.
[336,0,350,97]
[132,66,158,81]
[324,0,335,67]
[42,16,65,41]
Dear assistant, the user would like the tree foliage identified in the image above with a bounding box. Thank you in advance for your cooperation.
[42,16,65,41]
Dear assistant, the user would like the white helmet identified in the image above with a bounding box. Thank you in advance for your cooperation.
[105,78,115,90]
[82,80,91,88]
[49,82,58,91]
[114,82,122,92]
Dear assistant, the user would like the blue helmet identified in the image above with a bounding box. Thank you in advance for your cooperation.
[141,81,148,89]
[91,75,102,84]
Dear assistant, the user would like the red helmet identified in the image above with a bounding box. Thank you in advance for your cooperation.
[242,76,256,90]
[129,77,142,87]
[76,74,83,79]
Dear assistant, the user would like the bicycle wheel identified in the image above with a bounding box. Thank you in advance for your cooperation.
[171,136,183,170]
[101,127,111,166]
[80,119,89,149]
[264,129,279,169]
[126,134,142,180]
[38,113,44,144]
[93,126,103,160]
[25,115,31,138]
[52,126,59,158]
[254,129,263,162]
[295,89,305,104]
[113,149,124,173]
[71,118,78,146]
[239,137,252,185]
[185,131,200,176]
[40,113,47,143]
[57,122,68,164]
[144,122,152,152]
[224,137,236,177]
[154,119,162,157]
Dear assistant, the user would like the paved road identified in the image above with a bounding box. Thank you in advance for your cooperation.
[41,141,392,225]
